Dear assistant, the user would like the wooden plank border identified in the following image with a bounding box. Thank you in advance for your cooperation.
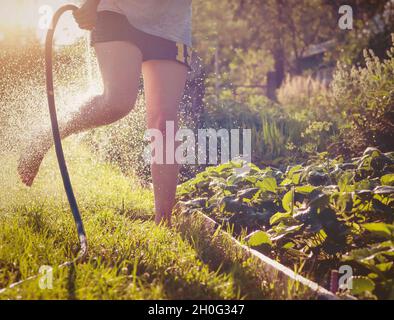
[176,210,347,300]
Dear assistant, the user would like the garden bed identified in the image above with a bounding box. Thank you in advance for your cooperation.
[175,210,340,300]
[177,147,394,299]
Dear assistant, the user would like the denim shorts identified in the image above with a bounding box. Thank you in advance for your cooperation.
[91,11,192,71]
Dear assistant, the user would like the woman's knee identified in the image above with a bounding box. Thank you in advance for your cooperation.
[103,90,138,121]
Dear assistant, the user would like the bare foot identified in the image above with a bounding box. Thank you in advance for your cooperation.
[17,134,51,187]
[155,214,172,227]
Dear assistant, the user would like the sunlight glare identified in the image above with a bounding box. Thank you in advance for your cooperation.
[0,0,85,46]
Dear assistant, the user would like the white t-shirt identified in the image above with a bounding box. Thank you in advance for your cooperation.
[97,0,192,47]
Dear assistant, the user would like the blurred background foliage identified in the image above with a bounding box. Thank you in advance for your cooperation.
[0,0,393,180]
[191,0,394,169]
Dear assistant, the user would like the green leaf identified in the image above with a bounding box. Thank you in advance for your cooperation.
[257,177,277,193]
[362,223,393,239]
[282,190,294,213]
[216,162,236,173]
[282,242,295,249]
[287,165,303,177]
[280,178,293,186]
[338,171,354,192]
[295,185,316,194]
[247,231,272,247]
[350,276,375,295]
[375,262,393,272]
[270,212,291,225]
[292,173,301,185]
[381,174,394,186]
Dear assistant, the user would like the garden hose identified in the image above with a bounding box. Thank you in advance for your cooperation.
[0,5,87,294]
[45,4,88,262]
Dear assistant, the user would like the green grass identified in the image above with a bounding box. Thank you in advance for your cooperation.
[0,139,302,300]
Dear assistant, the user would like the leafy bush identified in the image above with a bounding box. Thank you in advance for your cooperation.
[277,76,335,123]
[177,147,394,299]
[203,97,302,164]
[203,89,340,167]
[274,35,394,159]
[330,35,394,155]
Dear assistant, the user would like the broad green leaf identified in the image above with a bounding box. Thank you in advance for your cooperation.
[287,165,303,177]
[247,231,272,247]
[292,173,301,185]
[282,190,294,213]
[376,262,393,272]
[280,178,293,186]
[362,223,393,239]
[295,185,316,194]
[350,276,375,295]
[381,174,394,186]
[270,212,291,225]
[282,242,295,249]
[338,171,354,192]
[257,177,277,193]
[216,162,236,173]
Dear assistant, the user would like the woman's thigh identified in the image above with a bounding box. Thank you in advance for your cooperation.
[94,41,143,105]
[142,60,188,129]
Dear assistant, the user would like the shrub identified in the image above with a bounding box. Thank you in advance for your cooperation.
[330,35,394,155]
[277,75,335,122]
[203,82,342,167]
[203,96,308,167]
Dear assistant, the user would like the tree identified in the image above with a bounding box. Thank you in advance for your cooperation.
[191,1,393,101]
[230,0,338,99]
[323,0,394,63]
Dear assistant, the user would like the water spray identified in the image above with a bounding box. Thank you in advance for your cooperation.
[0,5,88,294]
[45,4,88,262]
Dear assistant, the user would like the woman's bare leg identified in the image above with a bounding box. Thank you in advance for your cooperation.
[142,60,188,225]
[18,41,143,186]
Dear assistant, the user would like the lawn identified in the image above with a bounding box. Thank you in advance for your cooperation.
[0,139,303,300]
